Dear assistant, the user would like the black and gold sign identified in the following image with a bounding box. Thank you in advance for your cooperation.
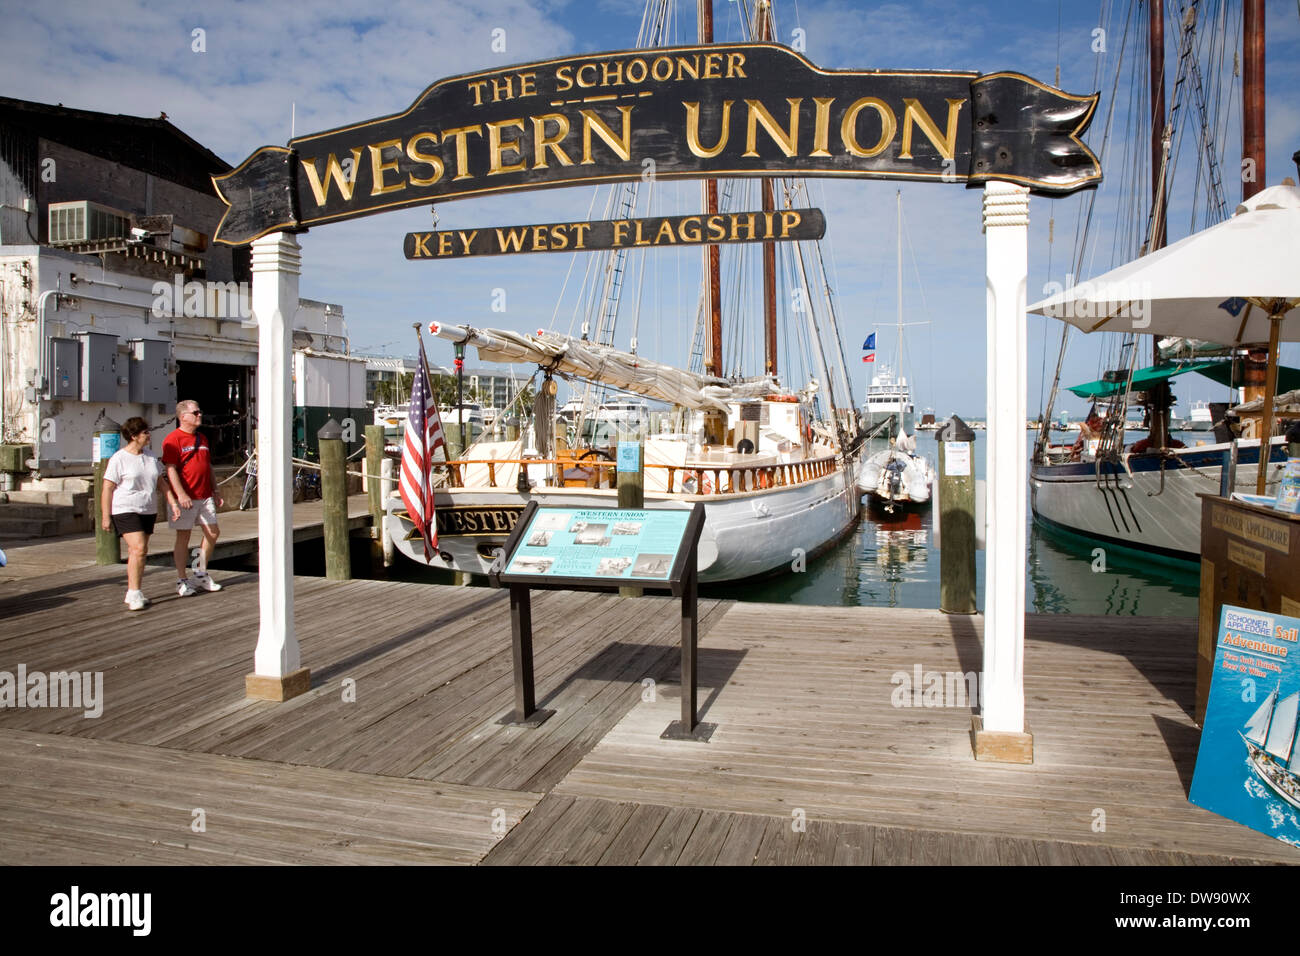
[432,506,523,537]
[213,43,1101,245]
[404,207,824,259]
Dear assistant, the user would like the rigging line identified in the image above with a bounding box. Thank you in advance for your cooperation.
[551,187,602,335]
[629,173,656,354]
[1038,0,1133,440]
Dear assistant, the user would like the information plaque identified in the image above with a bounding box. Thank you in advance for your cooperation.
[488,500,713,740]
[502,506,689,585]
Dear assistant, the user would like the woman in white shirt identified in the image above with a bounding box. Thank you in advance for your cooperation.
[101,417,180,610]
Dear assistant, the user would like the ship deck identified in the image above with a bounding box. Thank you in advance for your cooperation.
[0,541,1291,865]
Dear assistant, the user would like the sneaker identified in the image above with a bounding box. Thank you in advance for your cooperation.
[177,579,198,597]
[192,572,223,592]
[126,591,147,611]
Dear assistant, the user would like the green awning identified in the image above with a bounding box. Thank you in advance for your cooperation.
[1067,361,1300,399]
[1067,362,1222,399]
[1194,362,1300,393]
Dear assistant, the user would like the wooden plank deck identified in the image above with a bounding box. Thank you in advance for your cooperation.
[0,728,537,865]
[554,603,1294,863]
[0,493,372,585]
[0,550,1291,865]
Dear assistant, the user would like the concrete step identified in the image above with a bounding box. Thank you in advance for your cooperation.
[0,498,93,537]
[0,515,58,538]
[16,477,92,495]
[2,489,90,509]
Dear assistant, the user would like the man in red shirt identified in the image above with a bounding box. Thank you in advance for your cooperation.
[163,399,224,596]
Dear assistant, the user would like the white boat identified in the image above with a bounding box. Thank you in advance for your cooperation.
[863,367,914,436]
[1183,400,1216,432]
[1031,436,1287,560]
[441,402,485,427]
[384,0,865,585]
[858,431,934,513]
[1241,685,1300,813]
[1028,3,1292,562]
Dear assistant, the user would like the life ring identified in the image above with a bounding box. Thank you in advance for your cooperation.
[757,468,771,489]
[700,471,714,495]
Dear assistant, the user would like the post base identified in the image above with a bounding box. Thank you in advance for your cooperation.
[660,720,717,743]
[971,715,1033,764]
[245,667,311,702]
[498,708,555,728]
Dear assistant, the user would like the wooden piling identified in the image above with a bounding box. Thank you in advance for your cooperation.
[617,439,644,598]
[937,419,976,614]
[319,419,350,580]
[94,428,121,566]
[365,424,385,570]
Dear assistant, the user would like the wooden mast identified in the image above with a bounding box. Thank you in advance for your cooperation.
[1240,0,1273,487]
[1147,0,1171,448]
[699,0,723,378]
[1148,0,1168,256]
[1242,0,1266,201]
[757,0,778,378]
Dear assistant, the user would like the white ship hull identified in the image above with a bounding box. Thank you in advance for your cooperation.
[864,408,914,435]
[1030,437,1287,560]
[387,459,861,583]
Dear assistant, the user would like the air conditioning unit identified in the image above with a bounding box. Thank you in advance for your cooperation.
[47,201,132,245]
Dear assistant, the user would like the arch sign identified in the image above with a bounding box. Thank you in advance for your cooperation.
[213,42,1100,245]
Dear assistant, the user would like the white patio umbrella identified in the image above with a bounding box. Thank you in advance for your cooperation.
[1027,182,1300,492]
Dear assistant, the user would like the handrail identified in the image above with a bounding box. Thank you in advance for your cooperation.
[431,454,840,494]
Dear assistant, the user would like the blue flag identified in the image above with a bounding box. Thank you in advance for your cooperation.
[863,333,876,350]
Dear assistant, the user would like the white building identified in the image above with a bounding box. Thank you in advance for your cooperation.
[0,97,365,486]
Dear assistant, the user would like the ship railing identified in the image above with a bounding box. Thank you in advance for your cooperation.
[431,455,839,495]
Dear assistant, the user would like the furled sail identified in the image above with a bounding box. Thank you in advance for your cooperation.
[1244,688,1278,747]
[429,323,779,412]
[1264,691,1300,762]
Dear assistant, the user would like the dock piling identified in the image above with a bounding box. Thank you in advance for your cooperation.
[319,419,350,580]
[365,424,385,569]
[617,438,644,598]
[936,416,976,615]
[93,413,122,566]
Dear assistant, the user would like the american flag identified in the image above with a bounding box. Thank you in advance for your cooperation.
[399,337,446,560]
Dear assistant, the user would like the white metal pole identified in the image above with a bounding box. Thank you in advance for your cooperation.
[248,232,306,696]
[981,182,1029,738]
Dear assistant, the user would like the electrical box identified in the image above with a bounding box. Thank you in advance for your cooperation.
[127,338,172,405]
[74,331,119,402]
[48,337,80,399]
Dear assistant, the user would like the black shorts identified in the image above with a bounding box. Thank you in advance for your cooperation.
[112,512,157,536]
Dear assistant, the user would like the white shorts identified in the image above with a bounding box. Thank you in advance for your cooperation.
[170,496,219,531]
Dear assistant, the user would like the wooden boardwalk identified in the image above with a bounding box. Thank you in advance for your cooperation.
[0,494,372,583]
[0,553,1292,865]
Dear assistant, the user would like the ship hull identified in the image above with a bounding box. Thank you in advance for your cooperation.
[387,459,862,583]
[864,409,914,435]
[1030,437,1288,561]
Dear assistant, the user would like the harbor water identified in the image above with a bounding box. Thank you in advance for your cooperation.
[386,430,1205,616]
[702,430,1202,615]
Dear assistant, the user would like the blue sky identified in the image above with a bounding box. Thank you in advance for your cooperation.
[2,0,1297,417]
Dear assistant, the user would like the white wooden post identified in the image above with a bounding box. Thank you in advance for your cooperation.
[974,182,1032,762]
[245,232,310,701]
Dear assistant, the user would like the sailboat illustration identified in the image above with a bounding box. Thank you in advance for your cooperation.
[1240,684,1300,812]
